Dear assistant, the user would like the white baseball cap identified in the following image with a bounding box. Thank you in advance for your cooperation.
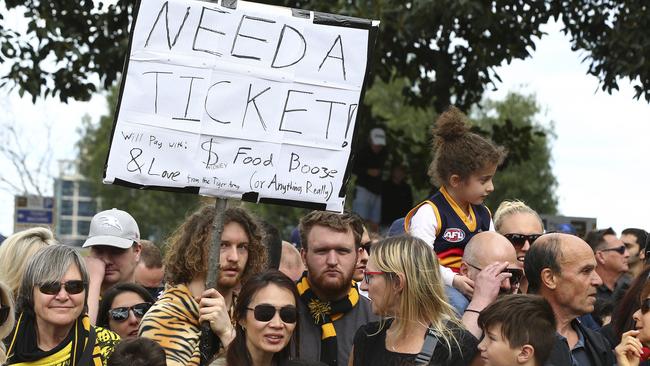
[370,128,386,146]
[82,208,140,249]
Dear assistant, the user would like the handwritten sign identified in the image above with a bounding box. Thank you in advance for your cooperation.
[105,0,378,211]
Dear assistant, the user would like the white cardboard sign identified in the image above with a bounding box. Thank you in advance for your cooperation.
[105,0,378,211]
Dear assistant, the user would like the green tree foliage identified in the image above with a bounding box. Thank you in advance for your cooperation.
[364,77,557,214]
[2,1,650,108]
[76,87,200,243]
[473,93,558,214]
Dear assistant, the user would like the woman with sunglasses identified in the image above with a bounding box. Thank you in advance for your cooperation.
[615,280,650,366]
[226,270,325,366]
[96,283,154,339]
[493,200,544,293]
[353,235,479,366]
[4,244,120,365]
[0,280,15,364]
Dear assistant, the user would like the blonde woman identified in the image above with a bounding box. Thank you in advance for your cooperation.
[494,200,544,293]
[493,200,544,263]
[350,235,479,366]
[0,227,56,299]
[0,280,15,364]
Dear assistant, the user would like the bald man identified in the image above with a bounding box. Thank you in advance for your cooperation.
[459,231,523,338]
[525,233,613,366]
[278,241,304,282]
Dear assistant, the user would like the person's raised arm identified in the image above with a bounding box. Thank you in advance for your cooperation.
[461,262,510,338]
[198,288,235,347]
[615,330,643,366]
[84,256,105,325]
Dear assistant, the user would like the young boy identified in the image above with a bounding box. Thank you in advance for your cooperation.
[477,294,556,366]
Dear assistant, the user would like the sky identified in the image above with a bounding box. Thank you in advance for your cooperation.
[0,20,649,236]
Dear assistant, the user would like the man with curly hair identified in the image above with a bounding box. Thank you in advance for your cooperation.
[139,206,267,366]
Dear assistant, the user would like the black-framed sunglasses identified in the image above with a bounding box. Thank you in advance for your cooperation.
[504,234,542,250]
[467,263,524,287]
[246,304,297,323]
[108,302,152,322]
[641,298,650,314]
[600,245,627,255]
[38,280,86,295]
[360,243,371,255]
[0,304,9,325]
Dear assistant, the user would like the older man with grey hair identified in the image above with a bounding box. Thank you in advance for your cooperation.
[525,233,614,365]
[458,231,522,338]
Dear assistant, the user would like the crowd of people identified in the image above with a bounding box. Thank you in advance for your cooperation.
[0,106,648,366]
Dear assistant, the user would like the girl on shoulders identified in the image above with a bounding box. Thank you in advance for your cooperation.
[405,106,506,296]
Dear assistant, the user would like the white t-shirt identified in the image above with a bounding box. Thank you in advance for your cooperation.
[409,203,495,286]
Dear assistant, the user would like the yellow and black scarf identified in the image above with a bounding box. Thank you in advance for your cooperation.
[5,312,95,366]
[296,272,359,366]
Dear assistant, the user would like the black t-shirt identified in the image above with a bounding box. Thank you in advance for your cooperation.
[353,146,387,194]
[381,180,413,225]
[352,319,478,366]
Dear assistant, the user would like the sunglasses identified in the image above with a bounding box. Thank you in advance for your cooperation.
[247,304,297,323]
[38,280,86,295]
[641,298,650,314]
[360,243,371,255]
[600,245,627,255]
[467,264,524,287]
[0,305,9,325]
[108,302,152,322]
[504,234,542,250]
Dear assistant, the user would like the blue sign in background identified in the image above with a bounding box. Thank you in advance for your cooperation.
[16,209,53,224]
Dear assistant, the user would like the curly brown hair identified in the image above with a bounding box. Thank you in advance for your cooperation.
[428,106,507,186]
[299,211,363,251]
[164,206,267,286]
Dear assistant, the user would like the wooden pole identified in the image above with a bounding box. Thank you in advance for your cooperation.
[199,197,228,365]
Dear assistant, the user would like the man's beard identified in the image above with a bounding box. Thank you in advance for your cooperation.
[217,270,242,290]
[306,264,354,301]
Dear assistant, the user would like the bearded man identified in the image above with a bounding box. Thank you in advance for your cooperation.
[296,211,378,366]
[139,206,267,366]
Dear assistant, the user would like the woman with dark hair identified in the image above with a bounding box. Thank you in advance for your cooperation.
[615,280,650,366]
[97,283,154,339]
[226,270,324,366]
[602,266,650,345]
[3,244,120,365]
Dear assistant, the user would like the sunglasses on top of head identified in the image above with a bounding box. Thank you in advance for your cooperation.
[108,302,152,322]
[38,280,86,295]
[504,234,542,250]
[246,304,297,323]
[600,245,627,255]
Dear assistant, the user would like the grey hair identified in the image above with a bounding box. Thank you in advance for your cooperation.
[493,200,544,233]
[16,244,89,315]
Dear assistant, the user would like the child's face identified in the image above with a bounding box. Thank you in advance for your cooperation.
[460,163,497,205]
[478,325,524,366]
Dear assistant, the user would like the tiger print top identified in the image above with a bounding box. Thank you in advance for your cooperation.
[138,284,202,366]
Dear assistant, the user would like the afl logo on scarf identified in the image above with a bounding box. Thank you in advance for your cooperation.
[443,228,465,243]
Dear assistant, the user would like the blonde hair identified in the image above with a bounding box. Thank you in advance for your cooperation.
[371,235,463,352]
[0,227,56,299]
[0,280,15,363]
[493,200,543,233]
